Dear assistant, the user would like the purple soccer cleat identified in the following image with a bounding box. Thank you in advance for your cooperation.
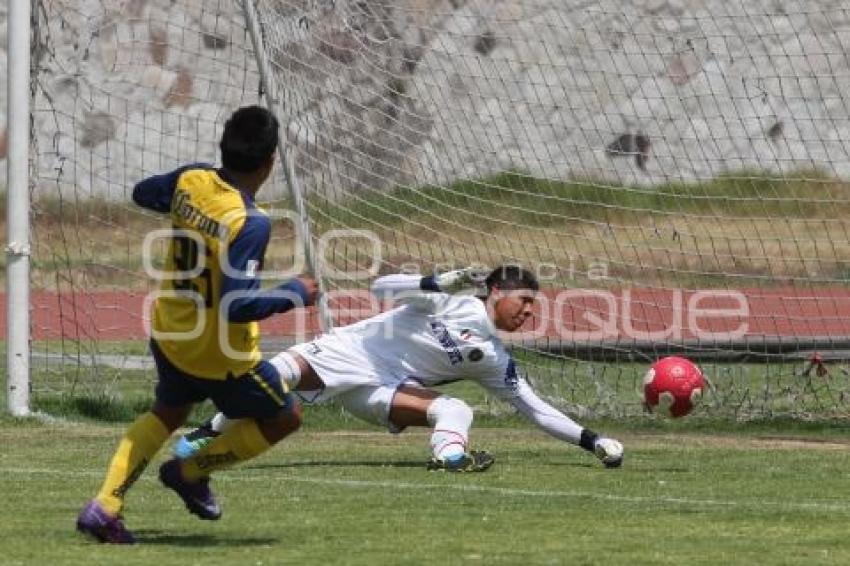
[76,500,135,544]
[158,459,222,520]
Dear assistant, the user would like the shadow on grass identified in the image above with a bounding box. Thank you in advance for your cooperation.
[248,459,423,470]
[133,529,277,547]
[542,461,596,469]
[545,461,691,473]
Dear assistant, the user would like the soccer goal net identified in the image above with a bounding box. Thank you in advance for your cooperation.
[16,0,850,419]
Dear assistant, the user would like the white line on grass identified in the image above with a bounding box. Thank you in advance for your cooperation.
[2,465,849,514]
[273,475,850,513]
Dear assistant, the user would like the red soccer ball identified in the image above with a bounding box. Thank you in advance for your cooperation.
[643,356,706,418]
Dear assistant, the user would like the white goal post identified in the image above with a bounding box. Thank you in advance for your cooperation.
[7,0,850,419]
[6,0,32,416]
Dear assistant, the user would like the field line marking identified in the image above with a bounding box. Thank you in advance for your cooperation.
[275,475,850,512]
[2,465,849,513]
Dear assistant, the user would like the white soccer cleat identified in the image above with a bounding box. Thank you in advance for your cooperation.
[593,437,624,468]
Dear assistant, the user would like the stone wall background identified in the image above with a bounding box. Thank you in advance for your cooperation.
[1,0,849,200]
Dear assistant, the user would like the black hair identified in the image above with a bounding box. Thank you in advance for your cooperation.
[484,264,539,294]
[219,106,279,173]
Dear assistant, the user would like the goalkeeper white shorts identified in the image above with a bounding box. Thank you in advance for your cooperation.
[286,334,400,401]
[284,333,416,432]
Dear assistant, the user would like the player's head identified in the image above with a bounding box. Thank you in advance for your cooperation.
[484,265,539,332]
[220,105,279,185]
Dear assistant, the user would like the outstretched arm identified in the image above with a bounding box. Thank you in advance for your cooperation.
[479,360,624,467]
[371,269,485,311]
[371,269,482,294]
[221,214,317,322]
[506,379,587,445]
[370,273,444,295]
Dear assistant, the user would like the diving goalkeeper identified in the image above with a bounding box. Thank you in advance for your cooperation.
[176,265,624,471]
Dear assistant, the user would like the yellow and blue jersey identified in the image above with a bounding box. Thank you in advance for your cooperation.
[133,164,309,380]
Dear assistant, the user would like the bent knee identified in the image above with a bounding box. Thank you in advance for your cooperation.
[258,400,302,443]
[278,399,302,432]
[286,402,303,429]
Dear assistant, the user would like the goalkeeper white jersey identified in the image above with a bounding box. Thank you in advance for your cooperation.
[286,273,586,446]
[290,275,519,400]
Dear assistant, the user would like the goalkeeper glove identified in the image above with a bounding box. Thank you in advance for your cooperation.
[433,268,488,295]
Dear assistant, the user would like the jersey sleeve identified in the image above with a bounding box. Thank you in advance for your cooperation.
[132,163,211,213]
[220,214,312,322]
[477,356,523,400]
[477,357,583,445]
[370,273,451,313]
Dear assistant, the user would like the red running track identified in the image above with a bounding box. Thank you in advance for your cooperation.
[2,288,850,341]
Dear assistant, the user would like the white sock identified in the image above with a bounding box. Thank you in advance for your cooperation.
[209,412,229,433]
[426,396,473,461]
[269,351,302,389]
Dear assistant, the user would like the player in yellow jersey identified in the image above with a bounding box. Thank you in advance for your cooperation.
[77,106,319,543]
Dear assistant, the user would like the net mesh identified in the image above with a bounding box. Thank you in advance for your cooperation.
[25,0,850,418]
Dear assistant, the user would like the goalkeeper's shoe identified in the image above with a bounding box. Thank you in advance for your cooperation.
[173,424,219,459]
[427,450,495,472]
[159,459,222,520]
[76,500,135,544]
[593,437,624,468]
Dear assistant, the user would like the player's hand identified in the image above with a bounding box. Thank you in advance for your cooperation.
[296,275,320,306]
[593,437,624,468]
[435,267,487,294]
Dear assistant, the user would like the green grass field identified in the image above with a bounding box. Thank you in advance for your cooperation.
[5,169,850,563]
[5,344,850,564]
[2,416,849,565]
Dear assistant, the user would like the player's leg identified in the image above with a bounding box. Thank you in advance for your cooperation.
[378,384,493,472]
[77,402,190,544]
[273,349,324,390]
[92,402,191,511]
[77,342,203,543]
[158,359,302,519]
[172,350,320,458]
